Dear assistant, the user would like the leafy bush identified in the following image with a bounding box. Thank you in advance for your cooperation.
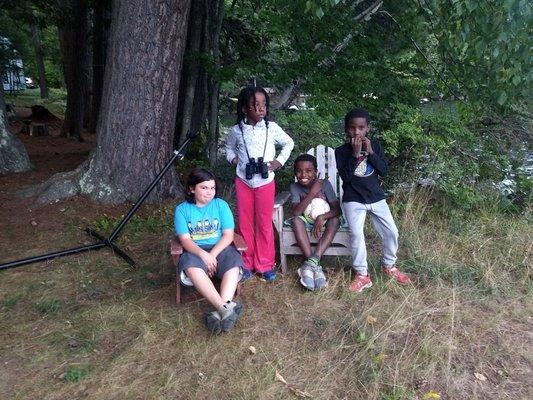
[378,102,526,210]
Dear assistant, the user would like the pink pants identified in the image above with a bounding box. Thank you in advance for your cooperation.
[235,177,275,273]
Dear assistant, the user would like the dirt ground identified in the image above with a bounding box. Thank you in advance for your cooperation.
[0,116,130,265]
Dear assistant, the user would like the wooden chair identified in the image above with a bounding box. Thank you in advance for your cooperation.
[170,234,247,305]
[272,145,351,274]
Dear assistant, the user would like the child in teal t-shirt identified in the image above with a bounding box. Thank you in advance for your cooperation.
[174,168,243,334]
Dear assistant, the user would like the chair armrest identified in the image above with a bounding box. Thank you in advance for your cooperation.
[170,237,184,255]
[233,233,248,252]
[274,191,290,209]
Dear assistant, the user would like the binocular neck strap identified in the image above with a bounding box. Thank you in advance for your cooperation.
[240,121,269,161]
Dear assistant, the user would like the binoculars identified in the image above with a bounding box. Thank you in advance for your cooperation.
[245,157,269,180]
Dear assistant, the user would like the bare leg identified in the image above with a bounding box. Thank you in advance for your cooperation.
[186,268,224,309]
[219,266,240,302]
[292,217,312,259]
[315,217,340,258]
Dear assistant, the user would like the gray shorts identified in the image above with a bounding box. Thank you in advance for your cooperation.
[178,245,243,285]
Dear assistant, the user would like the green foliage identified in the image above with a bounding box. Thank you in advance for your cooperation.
[274,110,339,155]
[427,0,532,107]
[0,4,63,88]
[377,101,528,210]
[92,214,113,234]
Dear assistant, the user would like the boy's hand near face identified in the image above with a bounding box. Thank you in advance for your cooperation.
[363,137,374,155]
[351,136,363,156]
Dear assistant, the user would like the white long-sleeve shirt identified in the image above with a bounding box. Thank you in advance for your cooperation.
[226,119,294,188]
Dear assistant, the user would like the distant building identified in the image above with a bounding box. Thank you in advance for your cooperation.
[1,37,27,93]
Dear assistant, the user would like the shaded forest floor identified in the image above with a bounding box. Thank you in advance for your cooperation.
[1,113,532,400]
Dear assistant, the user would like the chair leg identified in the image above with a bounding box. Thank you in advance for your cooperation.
[280,253,287,274]
[175,273,181,305]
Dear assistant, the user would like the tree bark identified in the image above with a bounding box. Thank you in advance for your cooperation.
[30,20,49,99]
[24,0,192,206]
[89,0,112,133]
[0,82,32,174]
[58,0,89,141]
[78,0,191,203]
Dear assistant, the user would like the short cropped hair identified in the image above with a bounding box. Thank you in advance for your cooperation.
[294,153,318,172]
[344,108,371,131]
[185,168,217,203]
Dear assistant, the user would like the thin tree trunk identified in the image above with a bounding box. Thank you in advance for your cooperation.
[207,0,224,165]
[0,81,31,174]
[178,0,204,145]
[58,0,88,141]
[30,21,48,99]
[89,0,112,133]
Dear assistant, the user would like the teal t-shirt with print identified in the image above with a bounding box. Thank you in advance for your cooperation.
[174,198,234,247]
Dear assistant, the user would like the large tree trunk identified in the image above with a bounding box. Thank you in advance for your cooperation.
[22,0,191,206]
[79,0,191,204]
[0,83,32,174]
[30,21,48,99]
[89,0,112,133]
[58,0,89,141]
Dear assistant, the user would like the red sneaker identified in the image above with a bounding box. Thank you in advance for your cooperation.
[348,274,372,293]
[382,266,411,284]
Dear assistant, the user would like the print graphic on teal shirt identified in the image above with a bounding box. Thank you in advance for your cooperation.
[187,218,220,241]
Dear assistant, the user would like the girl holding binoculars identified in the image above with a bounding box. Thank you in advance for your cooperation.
[226,86,294,282]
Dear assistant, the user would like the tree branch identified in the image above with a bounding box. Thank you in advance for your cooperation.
[379,9,464,100]
[272,0,383,109]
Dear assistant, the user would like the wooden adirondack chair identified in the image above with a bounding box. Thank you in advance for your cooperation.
[170,234,247,305]
[272,145,351,274]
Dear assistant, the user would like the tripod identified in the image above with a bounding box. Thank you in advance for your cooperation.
[0,132,198,271]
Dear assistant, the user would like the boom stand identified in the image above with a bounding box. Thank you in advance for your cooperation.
[0,133,197,272]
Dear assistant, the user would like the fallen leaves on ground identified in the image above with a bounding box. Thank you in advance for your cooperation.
[423,390,441,399]
[275,370,312,398]
[474,372,487,381]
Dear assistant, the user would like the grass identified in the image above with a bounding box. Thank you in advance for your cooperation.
[0,189,531,399]
[5,87,67,117]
